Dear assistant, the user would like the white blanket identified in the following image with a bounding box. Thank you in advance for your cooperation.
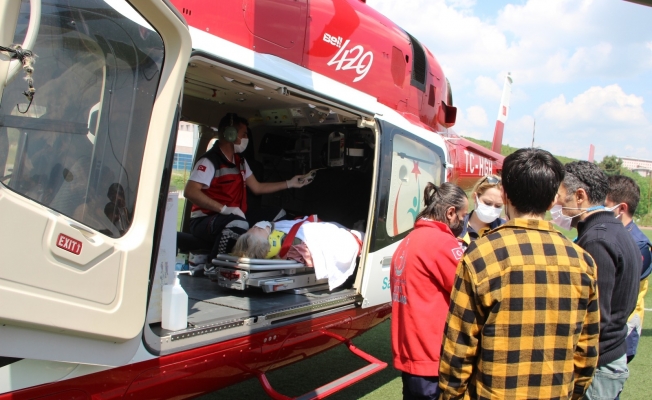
[273,219,362,290]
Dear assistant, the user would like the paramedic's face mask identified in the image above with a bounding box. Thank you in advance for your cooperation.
[233,125,249,153]
[234,138,248,153]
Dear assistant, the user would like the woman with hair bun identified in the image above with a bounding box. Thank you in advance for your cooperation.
[459,174,505,248]
[390,182,468,400]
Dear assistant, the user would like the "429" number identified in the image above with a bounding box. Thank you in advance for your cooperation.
[327,40,374,83]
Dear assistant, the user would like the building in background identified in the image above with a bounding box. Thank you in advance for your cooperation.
[622,157,652,177]
[174,122,198,172]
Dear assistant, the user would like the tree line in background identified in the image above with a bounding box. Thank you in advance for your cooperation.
[464,137,652,226]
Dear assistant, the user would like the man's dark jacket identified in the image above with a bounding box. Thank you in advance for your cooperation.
[576,211,640,366]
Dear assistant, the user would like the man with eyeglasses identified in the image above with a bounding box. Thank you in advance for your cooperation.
[439,149,600,400]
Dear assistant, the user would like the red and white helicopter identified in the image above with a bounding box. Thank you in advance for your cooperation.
[0,0,509,398]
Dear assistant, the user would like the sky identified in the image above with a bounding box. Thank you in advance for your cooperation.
[366,0,652,162]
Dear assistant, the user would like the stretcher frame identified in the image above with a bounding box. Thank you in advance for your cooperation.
[209,254,328,293]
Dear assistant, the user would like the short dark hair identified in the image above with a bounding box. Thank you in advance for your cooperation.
[237,116,249,126]
[218,113,245,133]
[563,161,609,205]
[416,182,467,222]
[607,175,640,216]
[502,148,565,215]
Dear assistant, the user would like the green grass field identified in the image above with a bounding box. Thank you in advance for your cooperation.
[200,228,652,400]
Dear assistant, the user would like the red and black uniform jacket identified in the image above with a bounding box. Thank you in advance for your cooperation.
[190,147,247,218]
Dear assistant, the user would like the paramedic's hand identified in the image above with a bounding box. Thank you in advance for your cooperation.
[220,206,246,219]
[287,174,312,189]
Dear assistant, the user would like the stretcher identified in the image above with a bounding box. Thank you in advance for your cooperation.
[207,254,328,293]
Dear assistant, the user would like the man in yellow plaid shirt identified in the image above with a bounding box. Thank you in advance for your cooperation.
[439,148,600,400]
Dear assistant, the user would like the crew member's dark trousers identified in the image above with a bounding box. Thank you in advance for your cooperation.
[401,372,441,400]
[189,214,249,261]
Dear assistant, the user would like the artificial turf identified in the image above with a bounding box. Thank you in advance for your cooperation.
[199,319,400,399]
[621,271,652,400]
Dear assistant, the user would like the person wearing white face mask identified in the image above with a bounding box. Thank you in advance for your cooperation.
[555,161,641,400]
[184,113,311,264]
[458,174,505,248]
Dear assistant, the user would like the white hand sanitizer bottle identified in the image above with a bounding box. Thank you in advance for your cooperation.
[162,273,188,331]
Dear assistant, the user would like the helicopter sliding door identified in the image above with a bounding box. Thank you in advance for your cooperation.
[0,0,190,365]
[359,119,446,308]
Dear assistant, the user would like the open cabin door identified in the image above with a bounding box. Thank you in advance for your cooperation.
[359,119,446,308]
[0,0,190,365]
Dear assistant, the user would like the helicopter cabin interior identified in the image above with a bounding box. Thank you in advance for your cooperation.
[144,56,379,352]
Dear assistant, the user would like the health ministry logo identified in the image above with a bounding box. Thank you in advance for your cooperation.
[394,238,409,276]
[392,160,422,236]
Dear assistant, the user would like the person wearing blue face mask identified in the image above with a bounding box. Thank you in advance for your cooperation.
[605,175,652,367]
[555,161,640,400]
[458,174,505,248]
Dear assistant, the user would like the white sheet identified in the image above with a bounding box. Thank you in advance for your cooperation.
[273,219,361,290]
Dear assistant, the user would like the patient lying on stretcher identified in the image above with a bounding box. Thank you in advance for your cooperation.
[231,217,364,290]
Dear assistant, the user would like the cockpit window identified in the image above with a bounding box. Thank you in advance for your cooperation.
[0,0,164,237]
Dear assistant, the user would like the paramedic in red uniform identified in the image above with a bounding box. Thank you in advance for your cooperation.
[184,113,309,261]
[390,182,468,400]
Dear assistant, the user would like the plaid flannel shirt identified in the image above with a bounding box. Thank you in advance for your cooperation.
[439,219,600,400]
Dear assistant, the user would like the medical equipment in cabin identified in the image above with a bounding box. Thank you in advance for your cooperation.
[327,131,345,167]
